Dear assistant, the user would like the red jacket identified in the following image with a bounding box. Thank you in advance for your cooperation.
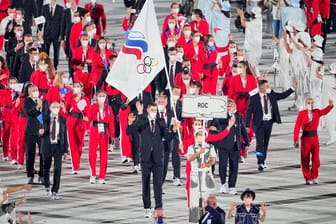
[30,71,54,96]
[0,68,10,87]
[84,3,106,36]
[71,46,95,71]
[293,105,333,142]
[184,42,206,81]
[63,0,79,5]
[87,103,115,137]
[91,50,112,86]
[65,94,90,117]
[190,19,210,36]
[0,89,14,122]
[69,22,84,52]
[45,85,73,104]
[177,35,192,49]
[0,0,9,21]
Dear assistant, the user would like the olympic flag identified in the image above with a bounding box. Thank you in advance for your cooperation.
[105,0,165,100]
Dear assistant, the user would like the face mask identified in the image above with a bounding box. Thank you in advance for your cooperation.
[193,36,200,43]
[169,54,176,62]
[306,104,313,110]
[171,8,179,14]
[183,30,191,37]
[237,56,244,61]
[191,14,196,21]
[8,84,14,89]
[208,41,214,47]
[62,77,69,84]
[86,16,91,23]
[106,43,112,49]
[193,125,202,130]
[16,31,23,37]
[183,66,190,74]
[188,88,195,94]
[73,87,81,94]
[91,0,97,4]
[39,64,48,72]
[16,15,23,20]
[168,23,176,30]
[88,29,95,37]
[229,48,237,53]
[196,135,203,144]
[176,52,183,61]
[33,55,40,62]
[172,95,180,102]
[149,112,157,119]
[237,68,243,74]
[66,2,72,8]
[81,40,89,47]
[167,41,175,48]
[51,108,60,115]
[9,13,14,19]
[157,104,165,112]
[266,88,271,94]
[45,0,51,4]
[32,91,39,98]
[99,43,106,49]
[230,109,237,114]
[73,16,80,23]
[97,96,106,103]
[183,79,190,85]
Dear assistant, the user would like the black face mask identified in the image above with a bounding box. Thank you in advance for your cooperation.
[183,66,190,74]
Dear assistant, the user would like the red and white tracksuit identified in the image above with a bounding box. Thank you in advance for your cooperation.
[0,89,14,159]
[294,105,333,181]
[13,96,26,166]
[66,95,90,172]
[87,103,115,179]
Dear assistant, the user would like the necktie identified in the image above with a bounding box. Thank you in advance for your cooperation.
[51,117,56,141]
[138,92,142,102]
[263,95,268,114]
[50,6,53,16]
[169,64,174,86]
[32,63,35,71]
[160,112,164,118]
[151,120,155,133]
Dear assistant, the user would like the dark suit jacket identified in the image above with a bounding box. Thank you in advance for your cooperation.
[41,4,64,40]
[157,61,183,93]
[40,115,68,158]
[209,112,249,150]
[246,88,294,128]
[126,114,175,164]
[60,6,84,41]
[23,97,49,137]
[18,59,35,83]
[10,0,37,33]
[128,91,153,114]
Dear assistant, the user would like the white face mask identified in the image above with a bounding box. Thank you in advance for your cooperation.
[171,8,179,14]
[193,125,202,130]
[237,68,243,74]
[237,56,245,61]
[193,36,200,43]
[88,29,96,37]
[62,77,69,84]
[183,30,191,37]
[73,87,81,94]
[51,107,60,115]
[157,104,165,112]
[208,41,214,46]
[45,0,51,4]
[81,40,89,47]
[266,88,271,94]
[169,54,176,62]
[97,96,106,103]
[149,112,157,119]
[16,15,23,20]
[39,64,48,72]
[32,91,39,98]
[9,13,14,20]
[99,43,106,49]
[168,23,176,30]
[8,84,14,89]
[172,95,180,102]
[73,16,80,23]
[188,88,196,94]
[33,55,40,62]
[229,48,237,54]
[106,43,112,49]
[91,0,97,4]
[183,79,190,85]
[86,16,91,23]
[16,31,23,37]
[167,41,175,48]
[176,52,183,61]
[306,104,313,110]
[196,135,203,144]
[66,2,72,8]
[191,14,196,21]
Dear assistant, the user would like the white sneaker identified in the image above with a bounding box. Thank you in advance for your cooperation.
[89,176,96,184]
[144,208,152,218]
[10,160,18,165]
[326,138,336,145]
[133,165,141,174]
[45,188,51,196]
[2,157,9,161]
[108,144,114,152]
[98,179,106,184]
[121,157,128,163]
[312,179,319,184]
[17,164,23,170]
[220,183,228,194]
[173,178,181,186]
[229,188,238,195]
[51,192,59,200]
[262,163,268,169]
[127,157,133,162]
[239,156,245,163]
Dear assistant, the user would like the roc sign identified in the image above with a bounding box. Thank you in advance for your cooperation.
[182,95,228,119]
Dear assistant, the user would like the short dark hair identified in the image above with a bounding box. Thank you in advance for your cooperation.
[168,46,177,52]
[191,80,202,90]
[193,9,203,17]
[28,47,38,55]
[80,9,89,18]
[147,102,157,108]
[258,79,268,87]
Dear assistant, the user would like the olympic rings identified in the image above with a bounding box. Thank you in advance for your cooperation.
[136,56,158,74]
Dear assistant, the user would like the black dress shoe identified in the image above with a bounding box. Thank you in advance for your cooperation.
[258,165,264,171]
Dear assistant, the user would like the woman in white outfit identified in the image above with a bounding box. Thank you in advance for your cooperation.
[237,6,263,77]
[322,64,336,145]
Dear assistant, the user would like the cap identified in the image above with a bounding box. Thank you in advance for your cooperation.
[313,35,324,47]
[221,1,231,12]
[297,32,311,48]
[294,22,306,32]
[311,48,323,61]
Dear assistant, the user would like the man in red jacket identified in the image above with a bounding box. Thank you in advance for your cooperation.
[84,0,107,36]
[293,97,334,185]
[69,9,91,52]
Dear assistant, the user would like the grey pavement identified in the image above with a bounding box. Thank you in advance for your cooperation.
[1,0,336,223]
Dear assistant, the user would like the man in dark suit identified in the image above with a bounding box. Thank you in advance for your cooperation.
[60,1,83,77]
[127,101,179,218]
[208,99,249,195]
[23,84,49,184]
[10,0,38,34]
[40,101,68,200]
[246,79,295,171]
[18,47,39,83]
[40,0,64,69]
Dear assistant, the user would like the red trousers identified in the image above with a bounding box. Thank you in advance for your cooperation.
[10,117,19,161]
[185,160,191,208]
[16,117,26,165]
[0,35,4,51]
[68,117,86,171]
[119,107,132,158]
[300,136,320,181]
[88,128,109,179]
[2,120,11,158]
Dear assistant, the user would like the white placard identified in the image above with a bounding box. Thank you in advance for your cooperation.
[77,99,87,111]
[12,83,24,93]
[34,16,46,25]
[182,95,227,119]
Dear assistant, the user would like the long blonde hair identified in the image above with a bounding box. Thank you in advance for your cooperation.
[45,58,56,80]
